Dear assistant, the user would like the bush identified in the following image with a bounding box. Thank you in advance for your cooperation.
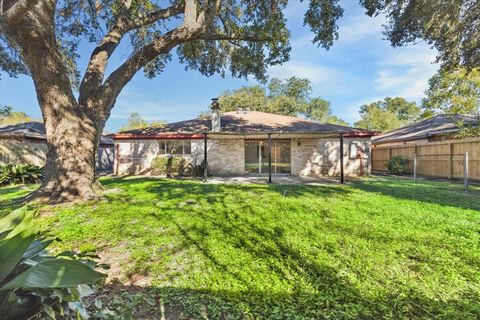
[0,207,106,320]
[387,156,409,175]
[187,161,206,178]
[150,156,187,177]
[0,164,44,185]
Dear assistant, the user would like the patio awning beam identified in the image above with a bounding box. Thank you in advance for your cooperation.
[204,133,208,182]
[340,133,345,184]
[268,133,272,183]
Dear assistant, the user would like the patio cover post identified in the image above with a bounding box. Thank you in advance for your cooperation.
[204,133,208,182]
[340,133,345,184]
[268,133,272,183]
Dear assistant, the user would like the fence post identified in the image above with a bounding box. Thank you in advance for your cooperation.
[448,143,453,179]
[413,154,417,183]
[464,152,469,191]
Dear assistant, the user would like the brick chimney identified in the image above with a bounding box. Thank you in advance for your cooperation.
[211,98,221,132]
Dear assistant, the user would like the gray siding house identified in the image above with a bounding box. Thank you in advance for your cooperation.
[111,100,376,179]
[0,122,115,172]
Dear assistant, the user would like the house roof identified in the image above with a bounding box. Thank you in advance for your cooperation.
[372,114,480,144]
[112,111,375,138]
[0,121,114,145]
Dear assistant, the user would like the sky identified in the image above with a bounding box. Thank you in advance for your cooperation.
[0,1,439,132]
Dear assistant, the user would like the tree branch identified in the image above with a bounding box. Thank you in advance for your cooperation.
[79,3,184,104]
[98,0,269,115]
[0,0,37,22]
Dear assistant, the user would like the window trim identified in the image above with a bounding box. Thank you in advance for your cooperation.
[349,142,358,159]
[158,139,192,155]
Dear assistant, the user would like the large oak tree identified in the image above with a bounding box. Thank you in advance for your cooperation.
[0,0,478,201]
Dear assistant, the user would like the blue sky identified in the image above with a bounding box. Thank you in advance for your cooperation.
[0,1,439,132]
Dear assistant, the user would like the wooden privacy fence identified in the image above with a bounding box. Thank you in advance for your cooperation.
[371,137,480,180]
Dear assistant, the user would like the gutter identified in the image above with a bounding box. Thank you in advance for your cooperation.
[110,131,378,140]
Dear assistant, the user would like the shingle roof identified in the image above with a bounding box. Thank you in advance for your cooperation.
[0,122,114,145]
[372,114,480,144]
[115,111,374,136]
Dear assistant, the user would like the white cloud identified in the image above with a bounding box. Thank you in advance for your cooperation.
[374,45,439,100]
[337,14,384,44]
[268,61,337,84]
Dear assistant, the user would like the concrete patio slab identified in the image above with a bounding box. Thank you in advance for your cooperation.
[204,175,341,185]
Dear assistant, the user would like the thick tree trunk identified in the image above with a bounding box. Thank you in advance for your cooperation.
[33,110,105,202]
[3,0,107,202]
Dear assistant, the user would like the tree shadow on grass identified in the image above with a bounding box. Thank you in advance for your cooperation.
[91,269,480,319]
[351,178,480,211]
[102,176,351,201]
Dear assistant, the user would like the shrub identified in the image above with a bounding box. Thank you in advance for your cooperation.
[0,207,106,320]
[387,156,409,175]
[150,156,186,177]
[0,164,44,185]
[187,161,206,178]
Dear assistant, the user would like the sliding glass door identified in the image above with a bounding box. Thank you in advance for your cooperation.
[244,140,291,174]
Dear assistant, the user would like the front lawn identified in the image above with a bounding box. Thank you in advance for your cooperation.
[1,177,479,319]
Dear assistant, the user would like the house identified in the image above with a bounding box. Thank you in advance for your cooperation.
[372,114,480,147]
[0,121,115,171]
[110,99,376,180]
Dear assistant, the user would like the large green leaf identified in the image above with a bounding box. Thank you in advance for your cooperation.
[0,208,37,239]
[0,208,28,234]
[22,238,54,261]
[0,231,35,284]
[0,258,105,290]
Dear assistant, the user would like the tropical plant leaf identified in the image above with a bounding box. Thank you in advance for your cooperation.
[22,238,54,261]
[0,231,35,284]
[0,207,28,234]
[0,258,105,290]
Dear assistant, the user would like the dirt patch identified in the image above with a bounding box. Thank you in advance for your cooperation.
[99,243,152,287]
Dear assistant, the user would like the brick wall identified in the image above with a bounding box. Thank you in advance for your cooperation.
[115,139,245,175]
[115,137,371,176]
[291,137,371,177]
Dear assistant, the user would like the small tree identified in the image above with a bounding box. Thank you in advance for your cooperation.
[355,97,420,132]
[421,68,480,118]
[119,112,165,131]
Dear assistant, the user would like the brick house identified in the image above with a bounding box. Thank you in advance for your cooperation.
[111,100,376,180]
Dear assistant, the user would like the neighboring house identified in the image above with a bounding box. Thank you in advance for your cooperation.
[110,100,376,178]
[372,114,480,147]
[0,122,114,171]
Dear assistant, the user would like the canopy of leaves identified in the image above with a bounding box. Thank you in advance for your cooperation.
[354,97,420,132]
[218,77,347,125]
[119,112,165,131]
[2,0,477,86]
[361,0,480,69]
[0,0,348,84]
[0,105,32,125]
[421,68,480,117]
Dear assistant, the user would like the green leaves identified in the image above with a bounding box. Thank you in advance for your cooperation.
[354,97,420,132]
[0,164,44,186]
[218,76,347,124]
[0,231,35,283]
[421,68,480,116]
[0,207,106,319]
[0,258,105,290]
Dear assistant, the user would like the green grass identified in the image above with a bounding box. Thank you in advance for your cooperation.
[1,177,480,319]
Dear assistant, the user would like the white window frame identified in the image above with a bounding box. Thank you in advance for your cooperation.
[159,140,192,155]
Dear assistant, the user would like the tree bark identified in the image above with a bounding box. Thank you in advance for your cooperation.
[35,109,105,202]
[3,0,106,202]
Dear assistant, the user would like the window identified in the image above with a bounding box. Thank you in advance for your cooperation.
[158,140,191,155]
[349,142,358,159]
